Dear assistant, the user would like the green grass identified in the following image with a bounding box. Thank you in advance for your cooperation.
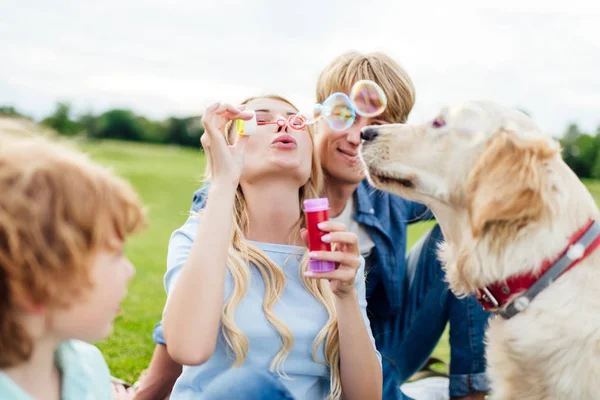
[581,178,600,203]
[81,139,445,382]
[81,140,205,382]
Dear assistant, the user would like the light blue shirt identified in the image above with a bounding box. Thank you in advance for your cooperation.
[0,340,112,400]
[160,215,381,400]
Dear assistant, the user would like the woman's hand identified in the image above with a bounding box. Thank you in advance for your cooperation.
[200,102,254,187]
[301,221,361,300]
[302,224,383,400]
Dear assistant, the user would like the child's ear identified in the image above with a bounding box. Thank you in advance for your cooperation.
[13,291,46,315]
[21,303,46,315]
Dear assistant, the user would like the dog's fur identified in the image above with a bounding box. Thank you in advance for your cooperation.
[359,100,600,400]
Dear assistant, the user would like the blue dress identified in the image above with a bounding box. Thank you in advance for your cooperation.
[159,215,381,400]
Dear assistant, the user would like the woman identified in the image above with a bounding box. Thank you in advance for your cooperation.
[161,95,382,400]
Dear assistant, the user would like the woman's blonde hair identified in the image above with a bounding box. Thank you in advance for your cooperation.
[316,50,416,123]
[0,136,147,368]
[202,95,342,399]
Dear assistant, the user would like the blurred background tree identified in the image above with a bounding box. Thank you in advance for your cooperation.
[5,101,206,148]
[3,101,599,167]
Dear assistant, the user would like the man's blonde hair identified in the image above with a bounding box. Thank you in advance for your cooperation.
[316,51,416,123]
[0,136,147,368]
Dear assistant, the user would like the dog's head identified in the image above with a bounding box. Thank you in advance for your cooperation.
[359,100,573,293]
[361,100,556,207]
[359,100,561,231]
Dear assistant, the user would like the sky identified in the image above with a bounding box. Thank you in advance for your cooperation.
[1,0,599,137]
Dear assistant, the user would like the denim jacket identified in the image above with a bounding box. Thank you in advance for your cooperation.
[350,180,434,314]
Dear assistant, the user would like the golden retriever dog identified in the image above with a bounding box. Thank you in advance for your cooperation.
[358,100,600,400]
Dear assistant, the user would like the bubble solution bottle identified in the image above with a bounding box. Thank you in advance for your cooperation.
[303,198,336,272]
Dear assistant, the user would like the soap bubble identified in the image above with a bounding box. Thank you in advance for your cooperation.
[350,80,387,118]
[321,93,355,131]
[297,103,327,126]
[291,79,387,132]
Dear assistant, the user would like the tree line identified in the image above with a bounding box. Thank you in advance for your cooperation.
[2,103,599,178]
[1,102,203,148]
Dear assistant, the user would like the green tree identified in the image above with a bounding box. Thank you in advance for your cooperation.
[137,116,168,144]
[77,111,98,139]
[591,125,600,178]
[40,102,82,136]
[591,147,600,179]
[94,109,145,142]
[561,123,582,174]
[165,116,203,147]
[564,123,581,142]
[0,106,31,119]
[562,133,597,178]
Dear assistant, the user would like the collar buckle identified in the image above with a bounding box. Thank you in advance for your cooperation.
[476,286,500,311]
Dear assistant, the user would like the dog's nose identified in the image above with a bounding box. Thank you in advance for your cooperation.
[361,127,379,141]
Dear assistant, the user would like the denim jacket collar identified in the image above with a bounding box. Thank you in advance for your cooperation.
[353,180,402,311]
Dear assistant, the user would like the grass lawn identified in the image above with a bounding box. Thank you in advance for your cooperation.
[81,139,442,382]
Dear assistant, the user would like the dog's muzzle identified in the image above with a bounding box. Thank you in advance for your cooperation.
[361,127,379,141]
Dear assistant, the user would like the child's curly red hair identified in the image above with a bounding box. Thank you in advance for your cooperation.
[0,136,147,368]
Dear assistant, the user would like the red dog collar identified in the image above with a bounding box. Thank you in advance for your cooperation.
[476,219,600,319]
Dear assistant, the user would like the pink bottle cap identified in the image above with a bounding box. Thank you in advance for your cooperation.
[308,259,336,273]
[303,197,329,212]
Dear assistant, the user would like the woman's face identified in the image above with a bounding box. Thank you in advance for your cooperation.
[238,97,314,187]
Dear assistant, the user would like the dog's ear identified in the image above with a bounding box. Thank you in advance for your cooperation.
[451,105,487,142]
[467,130,557,239]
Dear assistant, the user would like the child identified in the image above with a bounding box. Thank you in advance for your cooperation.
[0,136,147,400]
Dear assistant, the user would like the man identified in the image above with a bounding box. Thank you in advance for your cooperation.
[307,51,490,400]
[134,51,490,400]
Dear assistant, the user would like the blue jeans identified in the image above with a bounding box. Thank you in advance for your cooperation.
[199,366,295,400]
[369,224,491,399]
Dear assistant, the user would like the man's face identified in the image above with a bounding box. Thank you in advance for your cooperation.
[316,113,389,185]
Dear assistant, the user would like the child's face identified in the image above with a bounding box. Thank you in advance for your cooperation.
[49,235,136,342]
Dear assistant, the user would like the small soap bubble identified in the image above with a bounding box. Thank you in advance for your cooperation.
[350,80,387,118]
[322,93,355,131]
[294,80,387,132]
[313,103,323,119]
[295,105,323,126]
[320,105,331,117]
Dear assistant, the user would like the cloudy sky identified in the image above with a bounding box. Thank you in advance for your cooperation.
[1,0,598,137]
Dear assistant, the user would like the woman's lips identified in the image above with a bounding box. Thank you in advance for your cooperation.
[271,134,297,149]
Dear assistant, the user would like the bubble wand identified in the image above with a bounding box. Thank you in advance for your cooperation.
[236,80,387,135]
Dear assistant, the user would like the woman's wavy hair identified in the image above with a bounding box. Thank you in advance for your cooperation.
[201,95,342,399]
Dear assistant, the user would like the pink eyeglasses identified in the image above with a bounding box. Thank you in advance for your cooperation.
[257,115,307,130]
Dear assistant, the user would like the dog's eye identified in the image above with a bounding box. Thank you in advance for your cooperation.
[432,116,446,128]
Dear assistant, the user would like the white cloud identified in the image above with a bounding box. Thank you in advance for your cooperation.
[0,0,598,136]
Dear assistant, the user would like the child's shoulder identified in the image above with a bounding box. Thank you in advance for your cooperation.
[61,338,105,357]
[58,339,112,400]
[0,340,112,400]
[0,371,31,400]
